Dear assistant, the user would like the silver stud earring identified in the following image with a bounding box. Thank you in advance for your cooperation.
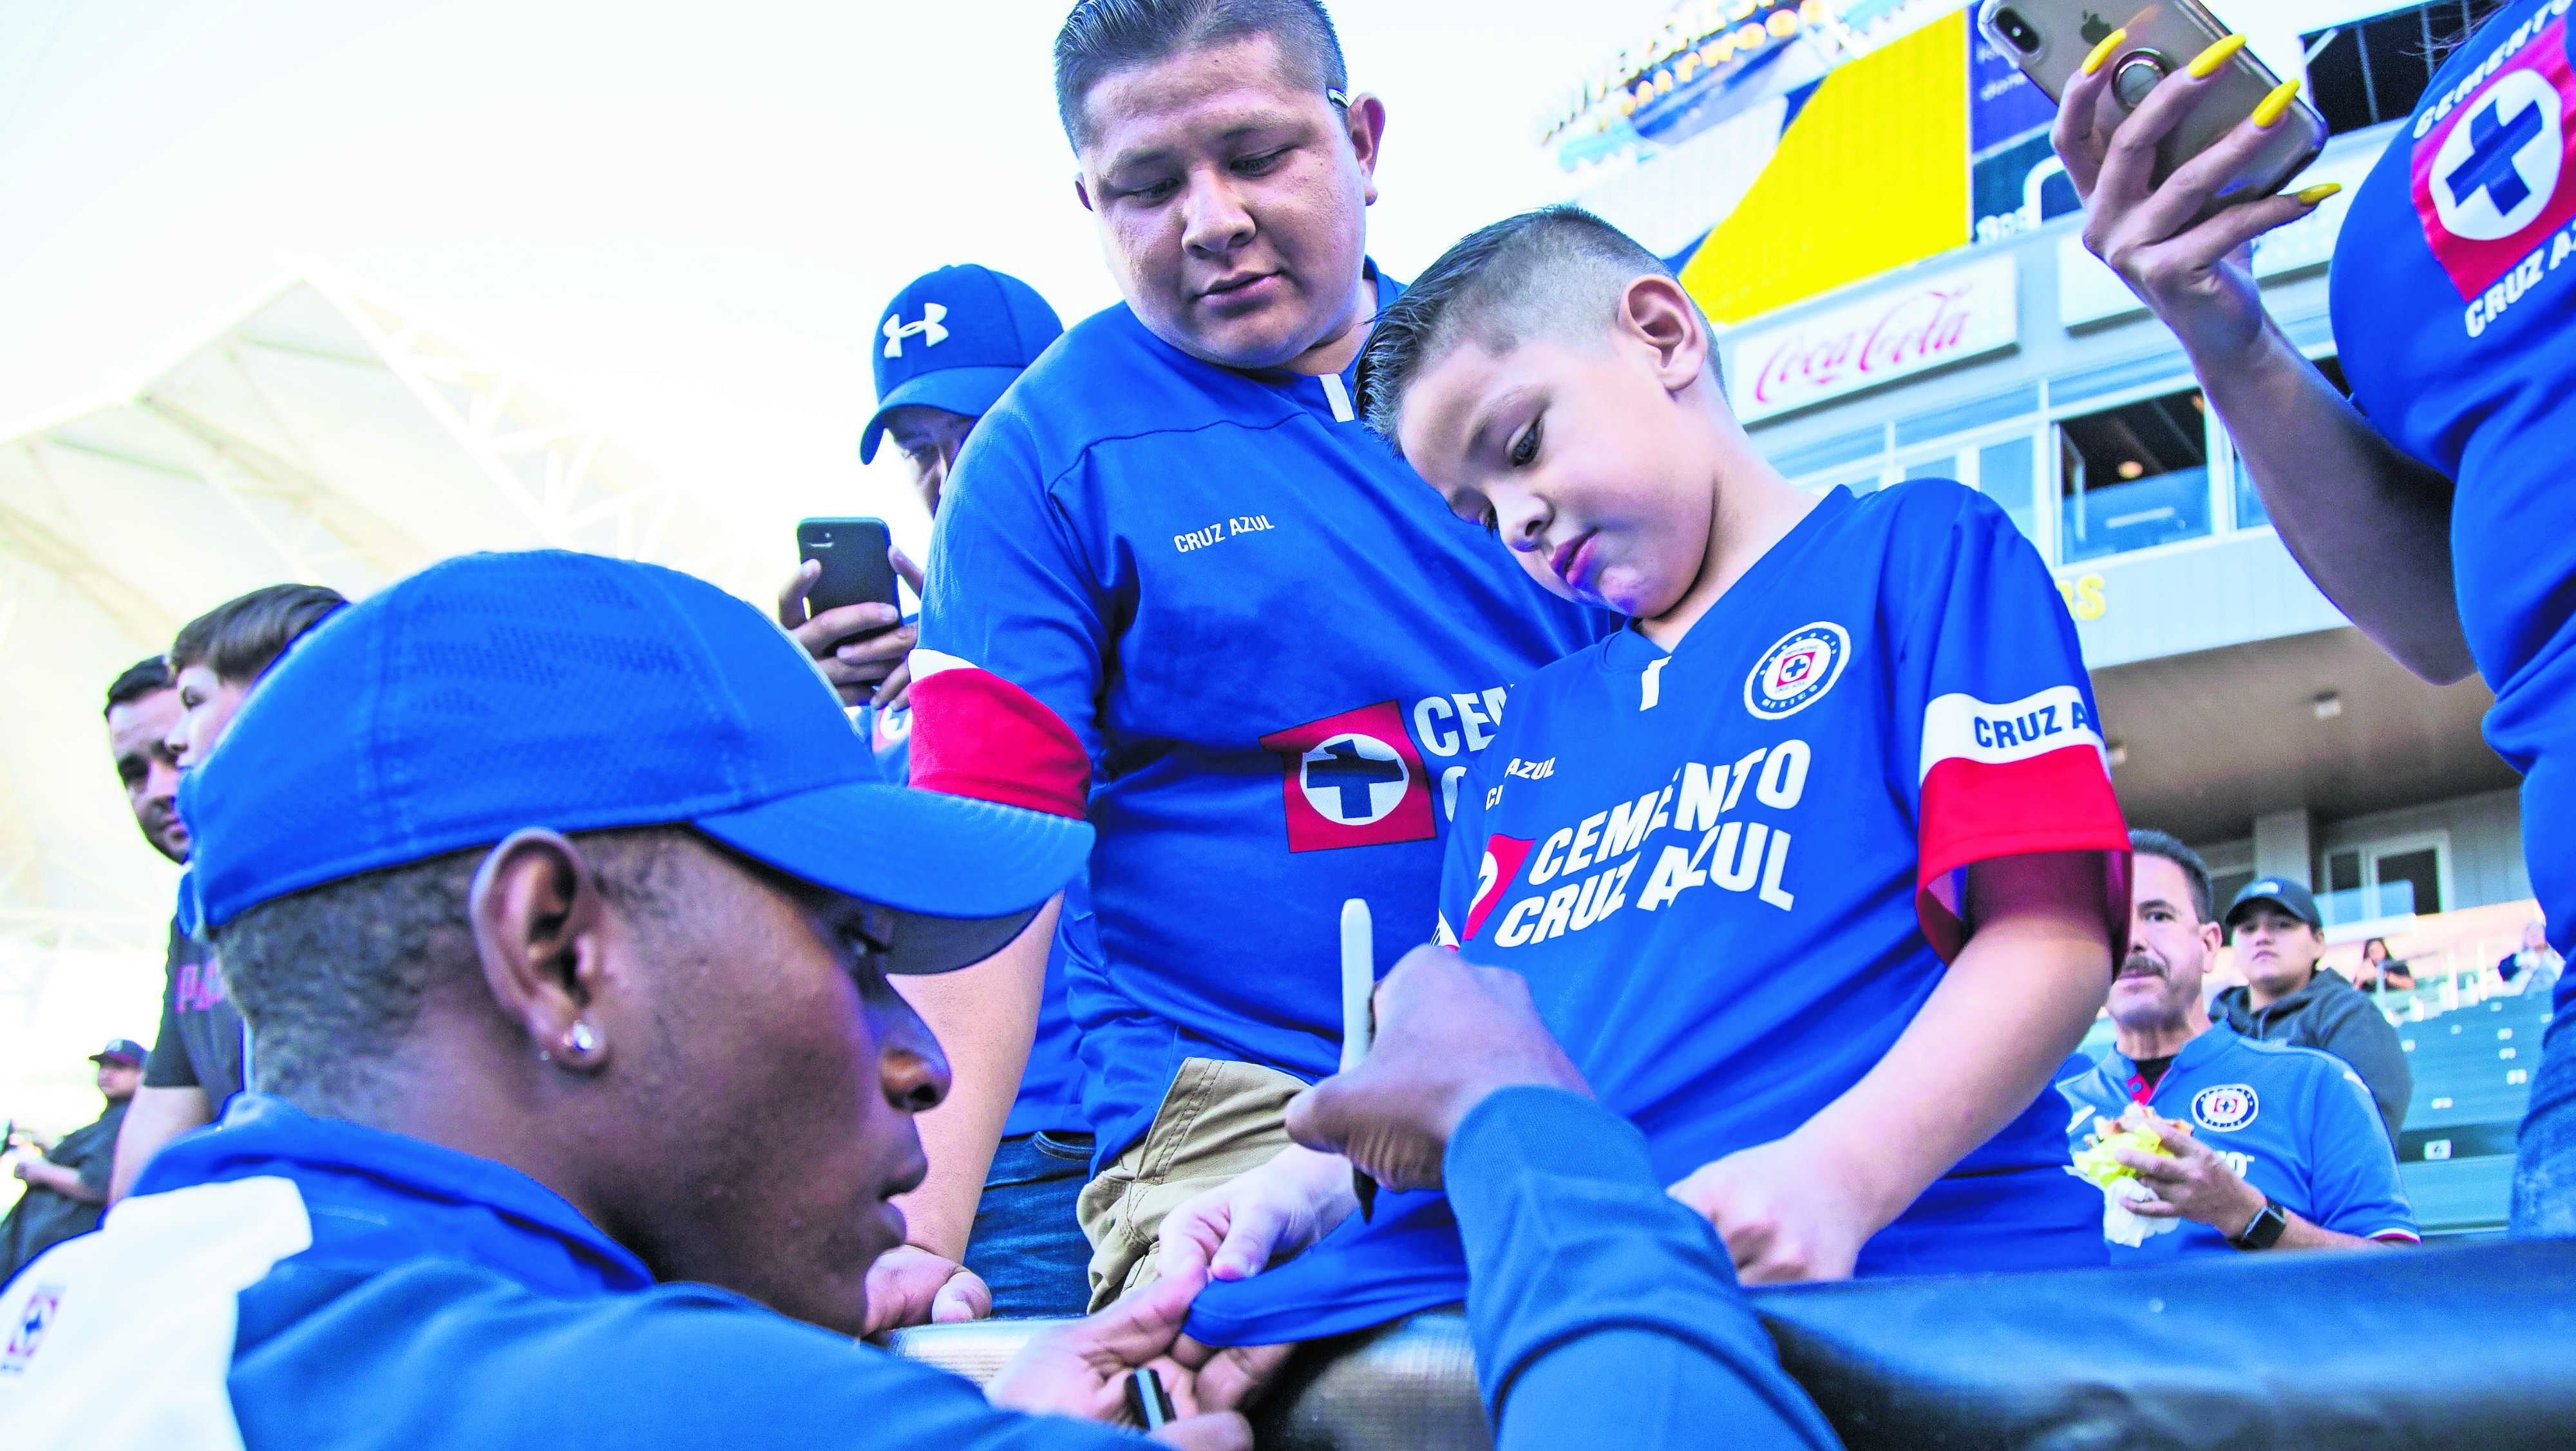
[565,1021,598,1056]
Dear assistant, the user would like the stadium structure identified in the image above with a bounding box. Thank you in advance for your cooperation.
[0,260,759,1135]
[1553,0,2532,1234]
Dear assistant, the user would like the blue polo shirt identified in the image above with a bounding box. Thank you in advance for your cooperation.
[1186,482,2128,1345]
[2056,1025,2420,1260]
[864,703,1083,1139]
[913,266,1605,1168]
[2329,0,2576,1005]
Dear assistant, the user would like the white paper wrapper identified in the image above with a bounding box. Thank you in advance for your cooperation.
[2099,1175,2182,1247]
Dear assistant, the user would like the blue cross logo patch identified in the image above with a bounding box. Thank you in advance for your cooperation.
[1301,734,1409,824]
[1260,701,1437,853]
[2429,69,2563,243]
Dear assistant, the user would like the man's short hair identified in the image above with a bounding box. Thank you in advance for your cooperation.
[104,656,175,716]
[169,584,348,685]
[1054,0,1347,149]
[2129,829,2213,924]
[212,828,685,1109]
[1356,205,1703,448]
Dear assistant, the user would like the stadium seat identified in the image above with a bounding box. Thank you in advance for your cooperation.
[893,1241,2576,1448]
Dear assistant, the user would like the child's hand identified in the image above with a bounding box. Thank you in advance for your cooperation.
[1668,1136,1877,1284]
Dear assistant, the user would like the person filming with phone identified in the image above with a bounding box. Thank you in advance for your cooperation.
[2023,0,2576,1236]
[778,265,1099,1325]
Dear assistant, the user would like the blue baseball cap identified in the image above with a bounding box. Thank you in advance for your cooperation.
[175,551,1089,974]
[860,265,1063,464]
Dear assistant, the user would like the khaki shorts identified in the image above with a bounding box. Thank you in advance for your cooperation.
[1075,1056,1305,1311]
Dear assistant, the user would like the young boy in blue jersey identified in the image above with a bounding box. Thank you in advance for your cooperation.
[1178,205,2129,1341]
[2059,831,2416,1258]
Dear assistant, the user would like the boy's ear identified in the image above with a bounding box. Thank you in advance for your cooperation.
[1618,276,1710,396]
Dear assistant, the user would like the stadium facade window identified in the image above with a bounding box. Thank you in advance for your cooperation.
[2301,1,2510,137]
[2056,388,2214,564]
[1895,426,2046,551]
[2237,355,2352,531]
[2321,831,2453,925]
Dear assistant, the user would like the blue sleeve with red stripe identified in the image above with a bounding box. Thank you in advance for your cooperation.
[1893,489,2129,960]
[912,417,1099,819]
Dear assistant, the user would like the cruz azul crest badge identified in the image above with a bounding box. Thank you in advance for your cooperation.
[2192,1083,2260,1132]
[1745,621,1851,721]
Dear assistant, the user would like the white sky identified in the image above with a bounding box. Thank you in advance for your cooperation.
[0,0,1679,1142]
[0,0,1675,563]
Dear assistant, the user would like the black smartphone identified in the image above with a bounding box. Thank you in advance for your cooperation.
[795,517,900,640]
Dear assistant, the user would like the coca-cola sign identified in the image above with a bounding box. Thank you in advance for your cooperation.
[1726,255,2021,423]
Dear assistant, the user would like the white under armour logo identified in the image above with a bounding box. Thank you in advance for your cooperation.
[884,303,949,357]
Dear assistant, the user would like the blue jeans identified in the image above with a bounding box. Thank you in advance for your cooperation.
[2514,1010,2576,1236]
[964,1130,1094,1318]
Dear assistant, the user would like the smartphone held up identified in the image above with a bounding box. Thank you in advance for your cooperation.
[1980,0,2325,209]
[795,517,903,643]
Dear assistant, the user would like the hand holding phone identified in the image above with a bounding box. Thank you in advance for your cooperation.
[2025,1,2347,367]
[1984,1,2324,207]
[777,518,918,707]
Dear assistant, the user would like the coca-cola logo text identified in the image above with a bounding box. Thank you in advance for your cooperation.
[1752,282,1987,406]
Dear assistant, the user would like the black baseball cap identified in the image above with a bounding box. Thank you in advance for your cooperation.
[2225,877,2322,931]
[90,1039,147,1067]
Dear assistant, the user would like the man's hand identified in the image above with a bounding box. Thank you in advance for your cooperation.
[869,547,930,711]
[776,558,915,707]
[988,1267,1287,1450]
[2113,1119,2266,1238]
[1154,1143,1358,1285]
[1285,945,1590,1191]
[861,1244,991,1336]
[1667,1135,1876,1284]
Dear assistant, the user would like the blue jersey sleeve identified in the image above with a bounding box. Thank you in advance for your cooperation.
[1889,485,2129,959]
[2298,1061,2421,1243]
[1446,1088,1841,1451]
[912,415,1103,819]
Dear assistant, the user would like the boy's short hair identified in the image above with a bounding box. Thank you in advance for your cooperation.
[2128,828,2213,924]
[104,655,174,716]
[1357,205,1708,448]
[169,583,348,686]
[1054,0,1347,150]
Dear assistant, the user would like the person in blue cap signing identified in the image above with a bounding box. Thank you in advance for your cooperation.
[782,265,1097,1323]
[0,549,1842,1451]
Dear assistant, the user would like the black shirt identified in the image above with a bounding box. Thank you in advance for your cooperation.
[1,1097,129,1284]
[143,917,245,1105]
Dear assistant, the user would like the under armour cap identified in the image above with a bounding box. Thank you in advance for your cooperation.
[860,264,1064,463]
[175,551,1088,974]
[2225,877,2323,931]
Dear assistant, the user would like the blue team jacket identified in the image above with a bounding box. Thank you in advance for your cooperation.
[0,1092,1837,1451]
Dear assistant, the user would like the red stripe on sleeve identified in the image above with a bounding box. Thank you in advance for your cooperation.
[1916,744,2130,962]
[909,667,1092,819]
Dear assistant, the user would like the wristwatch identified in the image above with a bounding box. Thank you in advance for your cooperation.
[2230,1197,2289,1251]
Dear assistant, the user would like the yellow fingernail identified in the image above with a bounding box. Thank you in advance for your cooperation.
[2186,32,2248,79]
[2251,77,2300,128]
[2081,27,2126,75]
[2294,181,2342,206]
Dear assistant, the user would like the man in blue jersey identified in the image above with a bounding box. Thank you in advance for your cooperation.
[0,550,1843,1451]
[2059,831,2418,1259]
[910,0,1603,1308]
[781,265,1095,1320]
[2047,1,2576,1233]
[1175,205,2126,1344]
